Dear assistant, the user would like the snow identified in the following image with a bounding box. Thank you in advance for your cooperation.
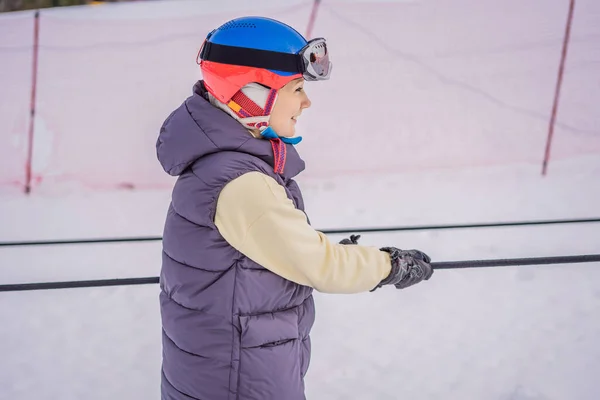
[2,156,599,400]
[1,0,600,399]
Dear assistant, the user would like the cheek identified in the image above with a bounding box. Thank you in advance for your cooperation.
[271,113,294,131]
[270,112,284,127]
[268,106,296,136]
[268,94,300,130]
[271,103,294,121]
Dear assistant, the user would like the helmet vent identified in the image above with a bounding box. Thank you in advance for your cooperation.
[221,21,257,29]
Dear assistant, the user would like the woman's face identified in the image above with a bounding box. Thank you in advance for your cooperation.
[268,78,312,138]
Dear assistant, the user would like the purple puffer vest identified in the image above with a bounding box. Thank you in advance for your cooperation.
[156,81,315,400]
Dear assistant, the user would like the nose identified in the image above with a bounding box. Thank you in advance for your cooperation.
[301,93,311,109]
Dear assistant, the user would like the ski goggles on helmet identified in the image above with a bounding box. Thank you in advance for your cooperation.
[300,38,331,81]
[198,37,332,81]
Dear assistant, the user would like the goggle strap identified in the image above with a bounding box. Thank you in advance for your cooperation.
[200,42,303,74]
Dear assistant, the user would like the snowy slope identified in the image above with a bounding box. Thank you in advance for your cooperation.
[1,156,599,400]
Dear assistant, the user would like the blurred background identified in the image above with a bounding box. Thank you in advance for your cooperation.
[1,0,599,194]
[0,0,134,13]
[1,0,599,399]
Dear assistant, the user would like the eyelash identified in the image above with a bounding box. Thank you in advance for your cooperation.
[296,87,304,92]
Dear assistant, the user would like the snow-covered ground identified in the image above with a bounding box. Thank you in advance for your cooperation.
[1,156,599,400]
[1,0,599,399]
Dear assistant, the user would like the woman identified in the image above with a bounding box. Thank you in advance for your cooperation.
[156,16,434,400]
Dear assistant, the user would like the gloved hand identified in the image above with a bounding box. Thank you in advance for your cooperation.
[339,234,361,245]
[373,247,433,291]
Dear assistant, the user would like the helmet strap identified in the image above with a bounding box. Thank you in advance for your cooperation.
[227,88,277,119]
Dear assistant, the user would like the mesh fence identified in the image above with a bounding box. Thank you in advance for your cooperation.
[0,12,34,192]
[549,0,600,160]
[24,1,311,192]
[0,0,598,193]
[298,0,600,176]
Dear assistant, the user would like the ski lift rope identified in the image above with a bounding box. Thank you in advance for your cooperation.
[1,254,599,293]
[1,217,599,292]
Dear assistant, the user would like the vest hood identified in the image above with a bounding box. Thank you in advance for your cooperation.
[156,81,306,180]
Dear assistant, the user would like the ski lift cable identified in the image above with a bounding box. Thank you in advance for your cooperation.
[1,253,599,293]
[1,217,599,248]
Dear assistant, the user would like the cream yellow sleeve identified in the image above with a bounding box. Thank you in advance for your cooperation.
[214,171,392,294]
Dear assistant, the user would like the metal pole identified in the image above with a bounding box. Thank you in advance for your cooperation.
[25,10,40,194]
[542,0,576,176]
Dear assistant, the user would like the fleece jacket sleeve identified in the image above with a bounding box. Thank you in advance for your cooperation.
[214,171,392,294]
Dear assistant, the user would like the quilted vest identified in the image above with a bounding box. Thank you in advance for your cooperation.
[157,81,315,400]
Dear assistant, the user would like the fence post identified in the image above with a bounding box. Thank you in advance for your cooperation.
[305,0,322,39]
[542,0,576,176]
[25,10,40,194]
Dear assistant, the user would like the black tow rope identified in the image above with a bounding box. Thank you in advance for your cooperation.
[432,254,600,269]
[1,254,598,293]
[1,217,599,247]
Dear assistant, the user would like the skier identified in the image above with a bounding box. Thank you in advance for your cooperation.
[156,16,434,400]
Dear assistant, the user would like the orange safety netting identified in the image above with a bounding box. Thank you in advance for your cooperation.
[0,0,598,193]
[299,0,600,178]
[0,12,34,192]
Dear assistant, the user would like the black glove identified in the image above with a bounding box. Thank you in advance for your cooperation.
[372,247,433,291]
[339,234,361,245]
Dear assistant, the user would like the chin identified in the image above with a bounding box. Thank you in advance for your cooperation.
[274,127,295,138]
